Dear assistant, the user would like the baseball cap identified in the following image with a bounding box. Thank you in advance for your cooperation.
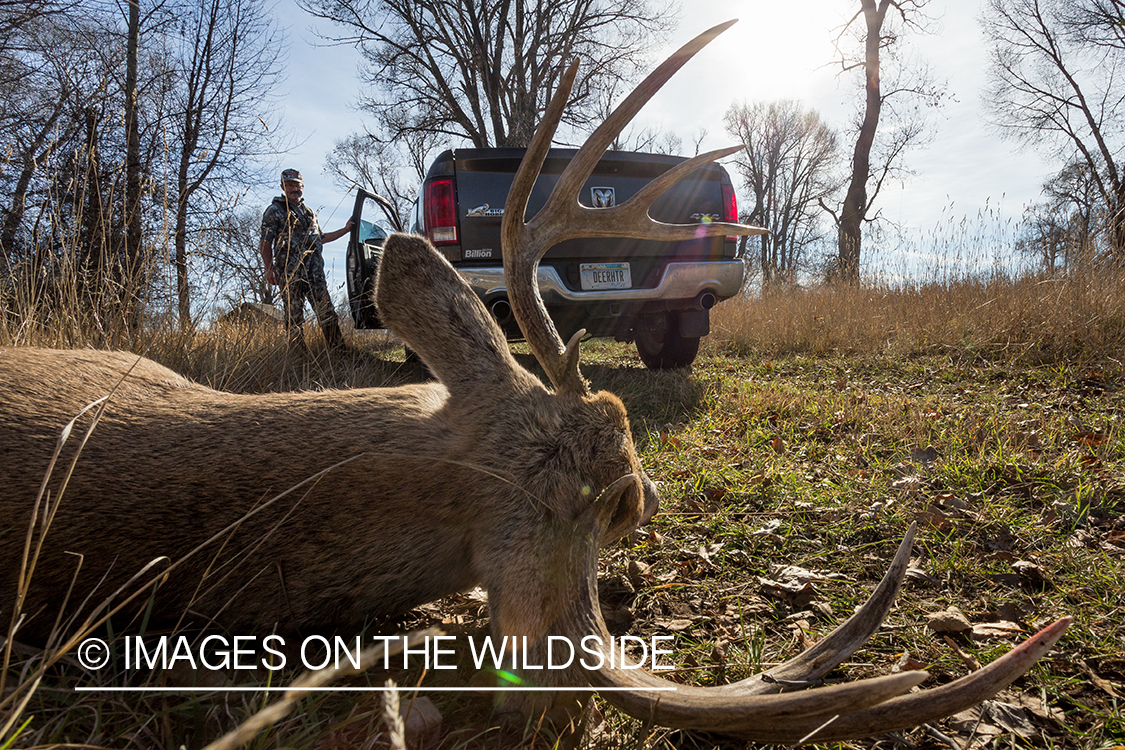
[280,168,303,185]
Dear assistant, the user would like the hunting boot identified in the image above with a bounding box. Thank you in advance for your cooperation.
[323,317,348,355]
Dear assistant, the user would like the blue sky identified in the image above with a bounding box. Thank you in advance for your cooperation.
[262,0,1057,295]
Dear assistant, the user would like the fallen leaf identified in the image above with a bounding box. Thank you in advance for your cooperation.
[810,601,834,618]
[1012,559,1050,588]
[751,519,782,536]
[892,652,929,672]
[892,475,925,493]
[912,445,939,466]
[905,566,938,586]
[926,607,971,633]
[760,578,818,608]
[401,696,443,748]
[626,560,651,588]
[787,619,815,649]
[1083,659,1124,699]
[1007,689,1068,724]
[984,526,1017,551]
[971,621,1025,639]
[996,602,1030,622]
[701,486,726,505]
[987,572,1023,588]
[917,506,954,531]
[697,542,724,561]
[769,564,851,584]
[1075,430,1105,446]
[982,700,1037,739]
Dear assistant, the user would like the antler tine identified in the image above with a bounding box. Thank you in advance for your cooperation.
[503,59,587,395]
[541,19,740,227]
[506,58,581,237]
[589,617,1070,742]
[743,616,1072,743]
[549,513,1070,742]
[599,144,767,245]
[724,522,917,695]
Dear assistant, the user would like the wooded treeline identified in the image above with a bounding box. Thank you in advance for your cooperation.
[2,0,1122,339]
[0,0,284,337]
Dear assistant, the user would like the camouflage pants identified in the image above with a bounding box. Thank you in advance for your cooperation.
[277,251,343,350]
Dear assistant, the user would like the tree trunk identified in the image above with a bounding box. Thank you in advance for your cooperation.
[79,108,109,317]
[1,163,36,258]
[175,191,190,328]
[1112,179,1125,266]
[838,0,885,284]
[124,0,144,328]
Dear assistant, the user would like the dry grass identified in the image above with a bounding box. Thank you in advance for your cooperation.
[712,270,1125,366]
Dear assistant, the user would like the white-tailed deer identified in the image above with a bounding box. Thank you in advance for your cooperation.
[0,20,1068,745]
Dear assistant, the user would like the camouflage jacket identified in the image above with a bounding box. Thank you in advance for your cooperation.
[261,196,322,269]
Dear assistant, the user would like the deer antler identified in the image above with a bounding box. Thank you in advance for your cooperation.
[537,475,1071,742]
[501,20,768,394]
[583,526,1070,741]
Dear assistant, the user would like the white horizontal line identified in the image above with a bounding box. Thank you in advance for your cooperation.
[75,686,678,693]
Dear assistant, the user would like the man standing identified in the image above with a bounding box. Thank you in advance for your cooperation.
[259,168,352,352]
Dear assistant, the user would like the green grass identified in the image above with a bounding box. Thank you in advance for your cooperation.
[3,327,1124,749]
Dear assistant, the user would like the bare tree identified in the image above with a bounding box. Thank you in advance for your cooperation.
[0,10,125,304]
[193,205,275,307]
[0,1,72,97]
[0,16,103,259]
[166,0,285,327]
[724,100,839,286]
[1062,0,1125,50]
[123,0,144,326]
[829,0,943,283]
[324,129,431,230]
[1018,159,1104,271]
[982,0,1125,262]
[298,0,676,149]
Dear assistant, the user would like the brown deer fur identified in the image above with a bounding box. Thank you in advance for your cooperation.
[0,234,656,648]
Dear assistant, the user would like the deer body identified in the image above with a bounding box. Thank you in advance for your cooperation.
[1,235,654,644]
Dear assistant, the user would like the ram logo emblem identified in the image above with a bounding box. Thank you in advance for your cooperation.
[591,187,615,208]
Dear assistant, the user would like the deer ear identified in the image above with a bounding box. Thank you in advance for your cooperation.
[376,233,518,390]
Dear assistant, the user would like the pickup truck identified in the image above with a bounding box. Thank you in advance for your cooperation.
[344,148,745,369]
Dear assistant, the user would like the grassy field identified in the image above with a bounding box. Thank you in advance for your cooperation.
[3,272,1125,749]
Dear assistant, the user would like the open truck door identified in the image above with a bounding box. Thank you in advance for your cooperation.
[345,188,403,330]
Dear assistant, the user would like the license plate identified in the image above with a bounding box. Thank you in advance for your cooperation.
[580,262,631,291]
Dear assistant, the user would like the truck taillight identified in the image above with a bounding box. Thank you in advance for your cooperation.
[722,182,738,243]
[424,177,457,244]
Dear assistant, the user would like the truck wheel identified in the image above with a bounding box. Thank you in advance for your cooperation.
[635,312,700,370]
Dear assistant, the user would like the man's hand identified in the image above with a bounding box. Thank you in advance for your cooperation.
[323,218,355,244]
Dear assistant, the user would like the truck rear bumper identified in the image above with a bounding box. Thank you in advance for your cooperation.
[457,260,745,304]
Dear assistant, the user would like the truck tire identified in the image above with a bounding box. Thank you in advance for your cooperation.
[635,312,700,370]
